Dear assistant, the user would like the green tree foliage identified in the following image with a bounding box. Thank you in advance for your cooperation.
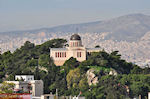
[131,66,143,74]
[0,55,5,82]
[118,74,150,98]
[0,39,67,93]
[79,75,89,91]
[27,59,38,67]
[63,57,79,74]
[0,38,150,98]
[0,82,15,93]
[66,68,81,88]
[82,75,127,99]
[131,66,150,74]
[142,67,150,74]
[130,82,149,98]
[38,54,50,67]
[100,76,127,99]
[80,50,135,74]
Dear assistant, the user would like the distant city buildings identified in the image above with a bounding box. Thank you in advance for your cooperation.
[1,31,150,67]
[50,34,101,66]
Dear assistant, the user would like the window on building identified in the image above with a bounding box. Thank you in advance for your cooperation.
[60,52,62,57]
[65,52,66,57]
[58,52,59,57]
[55,52,57,57]
[77,52,82,57]
[80,52,81,57]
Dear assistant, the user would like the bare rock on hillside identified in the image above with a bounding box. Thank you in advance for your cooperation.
[86,69,98,86]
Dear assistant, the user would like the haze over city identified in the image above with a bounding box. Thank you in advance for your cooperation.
[0,0,150,32]
[0,0,150,99]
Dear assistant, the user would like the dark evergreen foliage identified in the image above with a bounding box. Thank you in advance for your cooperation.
[0,38,149,98]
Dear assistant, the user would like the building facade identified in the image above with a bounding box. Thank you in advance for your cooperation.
[50,34,101,66]
[6,75,43,97]
[15,75,34,81]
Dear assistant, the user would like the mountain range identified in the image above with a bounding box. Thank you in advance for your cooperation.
[0,13,150,66]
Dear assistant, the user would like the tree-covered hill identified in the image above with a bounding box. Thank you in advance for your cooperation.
[0,38,150,99]
[0,39,67,93]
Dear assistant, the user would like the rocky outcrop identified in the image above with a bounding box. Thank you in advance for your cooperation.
[109,69,118,75]
[86,69,98,86]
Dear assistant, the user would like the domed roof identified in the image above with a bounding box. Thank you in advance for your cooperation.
[70,34,81,40]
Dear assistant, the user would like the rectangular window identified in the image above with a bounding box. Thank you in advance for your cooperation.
[65,52,66,57]
[58,52,59,57]
[60,52,62,57]
[77,52,82,57]
[80,52,81,57]
[55,52,57,57]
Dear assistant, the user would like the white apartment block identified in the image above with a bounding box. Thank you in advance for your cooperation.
[15,75,34,81]
[6,75,43,97]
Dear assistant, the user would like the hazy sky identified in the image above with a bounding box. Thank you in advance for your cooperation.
[0,0,150,32]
